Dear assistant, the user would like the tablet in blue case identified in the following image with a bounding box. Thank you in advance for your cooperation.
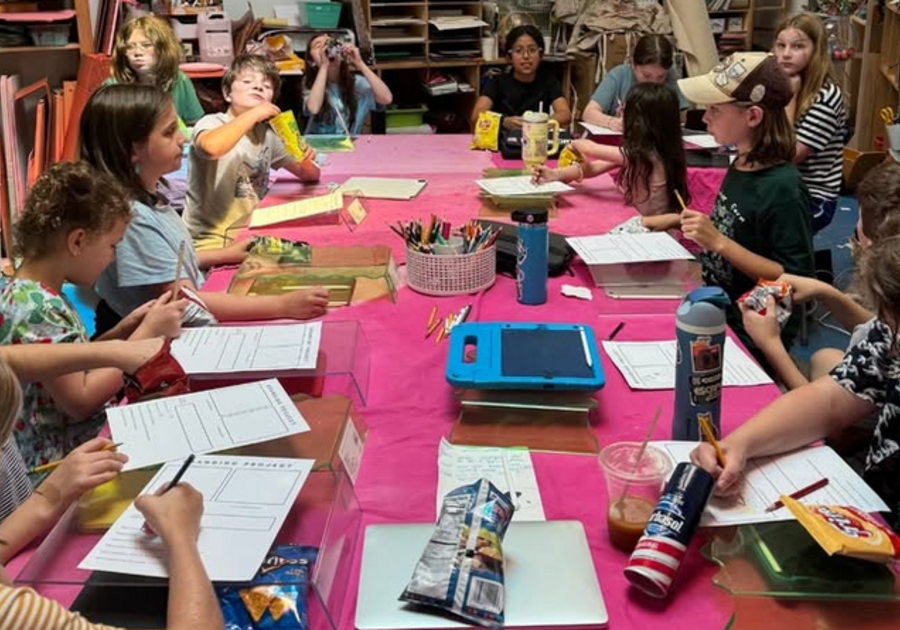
[446,322,605,391]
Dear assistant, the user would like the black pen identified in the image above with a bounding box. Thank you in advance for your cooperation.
[163,454,195,494]
[608,321,625,340]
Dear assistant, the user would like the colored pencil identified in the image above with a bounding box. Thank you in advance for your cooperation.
[765,478,830,512]
[29,442,123,474]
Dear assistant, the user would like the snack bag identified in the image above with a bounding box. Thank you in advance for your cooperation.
[471,111,502,151]
[557,144,583,168]
[250,235,312,264]
[739,279,793,327]
[400,479,514,628]
[784,496,900,563]
[218,545,319,630]
[270,111,309,162]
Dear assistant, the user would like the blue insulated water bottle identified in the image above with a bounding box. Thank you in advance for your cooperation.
[672,287,730,441]
[512,208,548,305]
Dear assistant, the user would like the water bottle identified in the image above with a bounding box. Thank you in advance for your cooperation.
[512,208,548,305]
[672,286,730,441]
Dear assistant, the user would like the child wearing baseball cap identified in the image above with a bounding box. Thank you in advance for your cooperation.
[655,52,816,367]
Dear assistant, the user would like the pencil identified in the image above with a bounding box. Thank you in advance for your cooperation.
[674,190,687,212]
[608,321,625,340]
[426,305,438,332]
[29,442,124,474]
[698,416,726,468]
[765,478,830,512]
[173,241,186,298]
[162,454,195,495]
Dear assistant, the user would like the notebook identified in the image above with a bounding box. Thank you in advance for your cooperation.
[355,521,608,629]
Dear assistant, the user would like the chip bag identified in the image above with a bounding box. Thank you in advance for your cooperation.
[739,279,793,327]
[557,144,583,168]
[784,496,900,563]
[400,478,514,628]
[218,545,318,630]
[270,111,309,162]
[471,111,502,151]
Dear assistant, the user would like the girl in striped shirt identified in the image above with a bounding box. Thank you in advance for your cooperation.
[775,13,847,233]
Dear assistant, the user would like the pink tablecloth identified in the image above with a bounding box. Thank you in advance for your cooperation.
[9,136,771,630]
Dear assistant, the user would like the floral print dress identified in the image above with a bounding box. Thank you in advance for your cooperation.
[0,279,108,471]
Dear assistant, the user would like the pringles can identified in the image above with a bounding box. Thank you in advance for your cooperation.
[672,286,730,440]
[623,462,715,598]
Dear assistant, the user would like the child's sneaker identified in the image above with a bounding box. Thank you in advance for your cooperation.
[609,216,650,235]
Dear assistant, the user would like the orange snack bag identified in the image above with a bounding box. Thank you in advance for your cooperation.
[784,496,900,563]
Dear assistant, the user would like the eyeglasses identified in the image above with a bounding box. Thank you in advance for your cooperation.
[511,46,540,57]
[125,41,155,53]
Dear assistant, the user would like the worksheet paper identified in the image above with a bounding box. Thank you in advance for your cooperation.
[437,438,545,522]
[250,190,342,227]
[602,338,773,389]
[579,121,622,136]
[653,442,889,526]
[567,233,695,265]
[336,176,427,200]
[79,455,314,581]
[683,133,721,148]
[475,176,574,196]
[170,322,322,375]
[109,379,310,471]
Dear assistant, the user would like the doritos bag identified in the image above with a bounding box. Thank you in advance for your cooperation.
[123,338,189,402]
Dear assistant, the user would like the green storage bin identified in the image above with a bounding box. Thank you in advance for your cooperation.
[386,106,428,128]
[305,2,342,29]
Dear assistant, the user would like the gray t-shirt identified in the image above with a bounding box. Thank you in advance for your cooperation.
[96,199,204,317]
[183,112,292,249]
[591,63,688,114]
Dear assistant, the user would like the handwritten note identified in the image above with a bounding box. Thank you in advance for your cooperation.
[567,233,695,265]
[475,176,573,196]
[654,442,888,526]
[438,439,545,521]
[601,338,773,390]
[250,190,343,227]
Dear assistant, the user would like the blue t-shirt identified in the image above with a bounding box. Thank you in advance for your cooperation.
[591,63,688,114]
[304,74,378,135]
[95,198,204,317]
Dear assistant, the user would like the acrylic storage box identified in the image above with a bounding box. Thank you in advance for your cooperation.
[187,320,372,408]
[305,2,343,29]
[14,469,362,630]
[29,23,71,46]
[385,105,428,129]
[406,245,496,296]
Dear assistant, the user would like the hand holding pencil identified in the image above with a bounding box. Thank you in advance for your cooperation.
[31,438,128,506]
[689,430,747,497]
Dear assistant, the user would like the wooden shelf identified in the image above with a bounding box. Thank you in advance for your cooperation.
[0,43,80,53]
[880,63,900,91]
[851,15,867,27]
[888,2,900,16]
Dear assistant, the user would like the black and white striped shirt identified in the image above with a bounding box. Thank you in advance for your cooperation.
[0,438,34,523]
[795,82,846,201]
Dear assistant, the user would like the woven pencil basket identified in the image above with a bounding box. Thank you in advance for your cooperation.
[406,245,496,296]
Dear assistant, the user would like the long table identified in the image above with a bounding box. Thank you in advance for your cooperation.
[9,136,776,630]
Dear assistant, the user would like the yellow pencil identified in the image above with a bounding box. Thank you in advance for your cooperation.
[698,417,726,468]
[29,442,124,475]
[674,189,687,212]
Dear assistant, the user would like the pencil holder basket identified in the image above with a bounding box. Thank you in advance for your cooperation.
[406,245,496,296]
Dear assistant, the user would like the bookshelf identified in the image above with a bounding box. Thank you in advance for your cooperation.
[0,0,93,55]
[362,0,568,131]
[848,0,900,150]
[706,0,786,58]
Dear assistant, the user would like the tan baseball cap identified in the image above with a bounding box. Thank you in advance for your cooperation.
[678,52,792,110]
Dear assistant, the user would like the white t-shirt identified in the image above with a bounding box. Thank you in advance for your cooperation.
[184,112,292,249]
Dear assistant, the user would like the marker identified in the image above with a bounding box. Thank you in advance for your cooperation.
[163,454,196,495]
[579,326,593,368]
[765,478,830,512]
[607,321,625,341]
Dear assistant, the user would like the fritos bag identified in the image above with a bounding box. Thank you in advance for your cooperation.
[784,496,900,563]
[557,144,583,168]
[400,479,514,628]
[471,111,502,151]
[740,279,793,327]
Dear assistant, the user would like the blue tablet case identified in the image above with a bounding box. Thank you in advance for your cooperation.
[446,322,605,391]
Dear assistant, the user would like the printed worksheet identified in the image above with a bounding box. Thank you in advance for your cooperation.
[602,338,773,389]
[579,121,622,136]
[654,442,889,526]
[170,322,322,375]
[437,438,545,522]
[79,455,314,581]
[683,133,721,148]
[250,190,343,227]
[567,233,695,265]
[475,176,573,196]
[109,379,310,471]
